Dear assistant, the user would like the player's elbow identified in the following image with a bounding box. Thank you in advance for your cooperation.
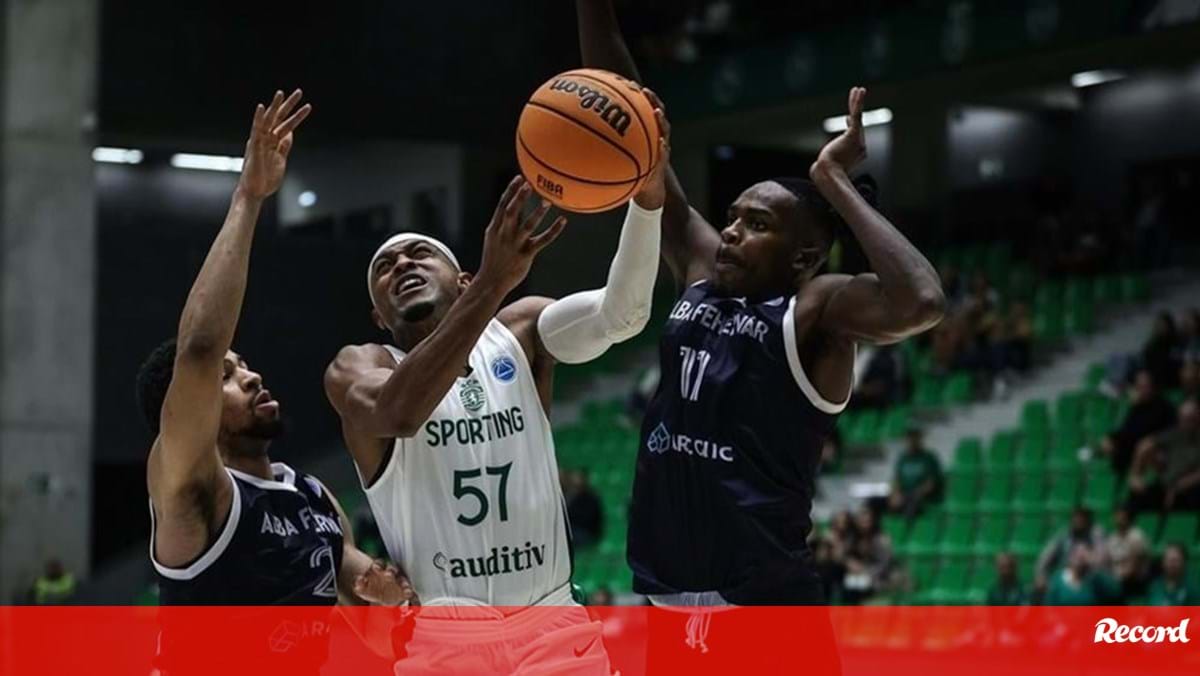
[605,304,651,343]
[176,332,223,362]
[912,288,947,328]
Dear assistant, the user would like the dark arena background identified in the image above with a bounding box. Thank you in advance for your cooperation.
[1,0,1198,674]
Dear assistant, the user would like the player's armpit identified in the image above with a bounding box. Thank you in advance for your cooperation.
[817,273,944,345]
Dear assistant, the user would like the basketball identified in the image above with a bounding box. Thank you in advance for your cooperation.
[516,68,659,213]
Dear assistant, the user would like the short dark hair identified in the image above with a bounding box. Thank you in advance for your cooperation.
[770,175,879,255]
[135,338,177,435]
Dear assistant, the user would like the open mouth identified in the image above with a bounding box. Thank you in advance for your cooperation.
[253,390,278,412]
[392,273,427,297]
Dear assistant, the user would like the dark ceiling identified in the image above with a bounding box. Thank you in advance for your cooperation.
[100,0,584,144]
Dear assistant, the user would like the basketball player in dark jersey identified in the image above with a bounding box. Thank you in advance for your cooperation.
[136,90,412,674]
[574,2,946,671]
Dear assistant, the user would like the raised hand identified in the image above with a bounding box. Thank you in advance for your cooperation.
[353,560,419,607]
[634,88,671,211]
[476,176,568,293]
[811,86,867,178]
[238,89,312,200]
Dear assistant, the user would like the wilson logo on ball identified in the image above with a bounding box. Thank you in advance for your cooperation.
[548,79,633,136]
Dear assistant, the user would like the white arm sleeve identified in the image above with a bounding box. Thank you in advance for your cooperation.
[536,201,663,364]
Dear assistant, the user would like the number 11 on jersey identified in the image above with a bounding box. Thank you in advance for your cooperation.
[679,346,711,402]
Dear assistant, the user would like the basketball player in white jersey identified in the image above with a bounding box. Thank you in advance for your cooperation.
[323,113,670,672]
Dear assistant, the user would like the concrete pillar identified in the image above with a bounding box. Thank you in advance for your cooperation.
[0,0,96,601]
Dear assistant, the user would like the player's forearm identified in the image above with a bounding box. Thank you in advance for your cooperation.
[576,0,642,81]
[176,189,264,357]
[338,545,375,605]
[374,280,510,435]
[810,165,944,329]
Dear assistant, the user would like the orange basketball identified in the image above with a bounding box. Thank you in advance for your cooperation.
[516,68,659,214]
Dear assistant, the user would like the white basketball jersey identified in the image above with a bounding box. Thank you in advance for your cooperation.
[363,319,572,605]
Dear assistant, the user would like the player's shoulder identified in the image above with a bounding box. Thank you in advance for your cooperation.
[332,342,393,368]
[794,273,855,310]
[498,295,555,326]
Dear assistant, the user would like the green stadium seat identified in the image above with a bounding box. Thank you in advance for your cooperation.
[1083,363,1107,391]
[1049,428,1085,470]
[939,517,976,558]
[930,562,971,604]
[1012,478,1047,515]
[978,475,1013,514]
[1010,516,1047,557]
[881,406,913,440]
[1034,282,1063,310]
[1055,391,1086,427]
[1135,513,1162,542]
[1033,310,1065,342]
[945,473,980,515]
[903,515,944,558]
[1045,470,1081,512]
[1093,276,1121,304]
[882,514,910,546]
[951,437,984,473]
[1065,302,1095,335]
[909,560,938,597]
[987,431,1018,472]
[1063,278,1092,306]
[942,372,974,405]
[1020,400,1051,434]
[1120,274,1148,302]
[1159,514,1197,547]
[974,516,1010,556]
[1006,265,1036,301]
[967,565,997,604]
[846,410,882,446]
[1082,469,1118,512]
[1016,434,1049,473]
[913,377,943,408]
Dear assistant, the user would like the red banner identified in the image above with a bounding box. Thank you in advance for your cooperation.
[0,606,1196,675]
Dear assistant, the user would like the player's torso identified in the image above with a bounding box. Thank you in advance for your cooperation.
[366,319,571,606]
[628,281,842,603]
[153,463,345,606]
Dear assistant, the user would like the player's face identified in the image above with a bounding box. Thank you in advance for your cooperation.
[370,241,465,329]
[220,351,282,442]
[715,182,808,299]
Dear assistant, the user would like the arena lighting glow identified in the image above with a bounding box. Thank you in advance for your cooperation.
[169,153,244,172]
[823,107,893,133]
[298,190,317,208]
[1071,70,1125,88]
[91,146,144,164]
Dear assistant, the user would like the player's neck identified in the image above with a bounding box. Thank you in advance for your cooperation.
[390,307,451,352]
[220,446,273,480]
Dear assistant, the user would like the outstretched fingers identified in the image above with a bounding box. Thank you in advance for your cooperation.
[528,215,568,254]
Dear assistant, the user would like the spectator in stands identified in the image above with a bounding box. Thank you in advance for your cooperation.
[887,428,944,518]
[1036,507,1107,590]
[31,559,76,605]
[1126,398,1200,513]
[823,510,856,562]
[1044,543,1121,605]
[1145,544,1198,606]
[986,552,1028,605]
[1180,309,1200,363]
[1102,506,1150,597]
[1099,369,1177,476]
[562,468,604,547]
[842,507,894,604]
[851,346,902,410]
[1143,312,1181,390]
[813,537,845,604]
[1181,360,1200,401]
[588,586,614,606]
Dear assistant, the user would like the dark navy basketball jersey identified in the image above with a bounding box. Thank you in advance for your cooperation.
[151,463,345,673]
[151,462,345,605]
[628,281,849,605]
